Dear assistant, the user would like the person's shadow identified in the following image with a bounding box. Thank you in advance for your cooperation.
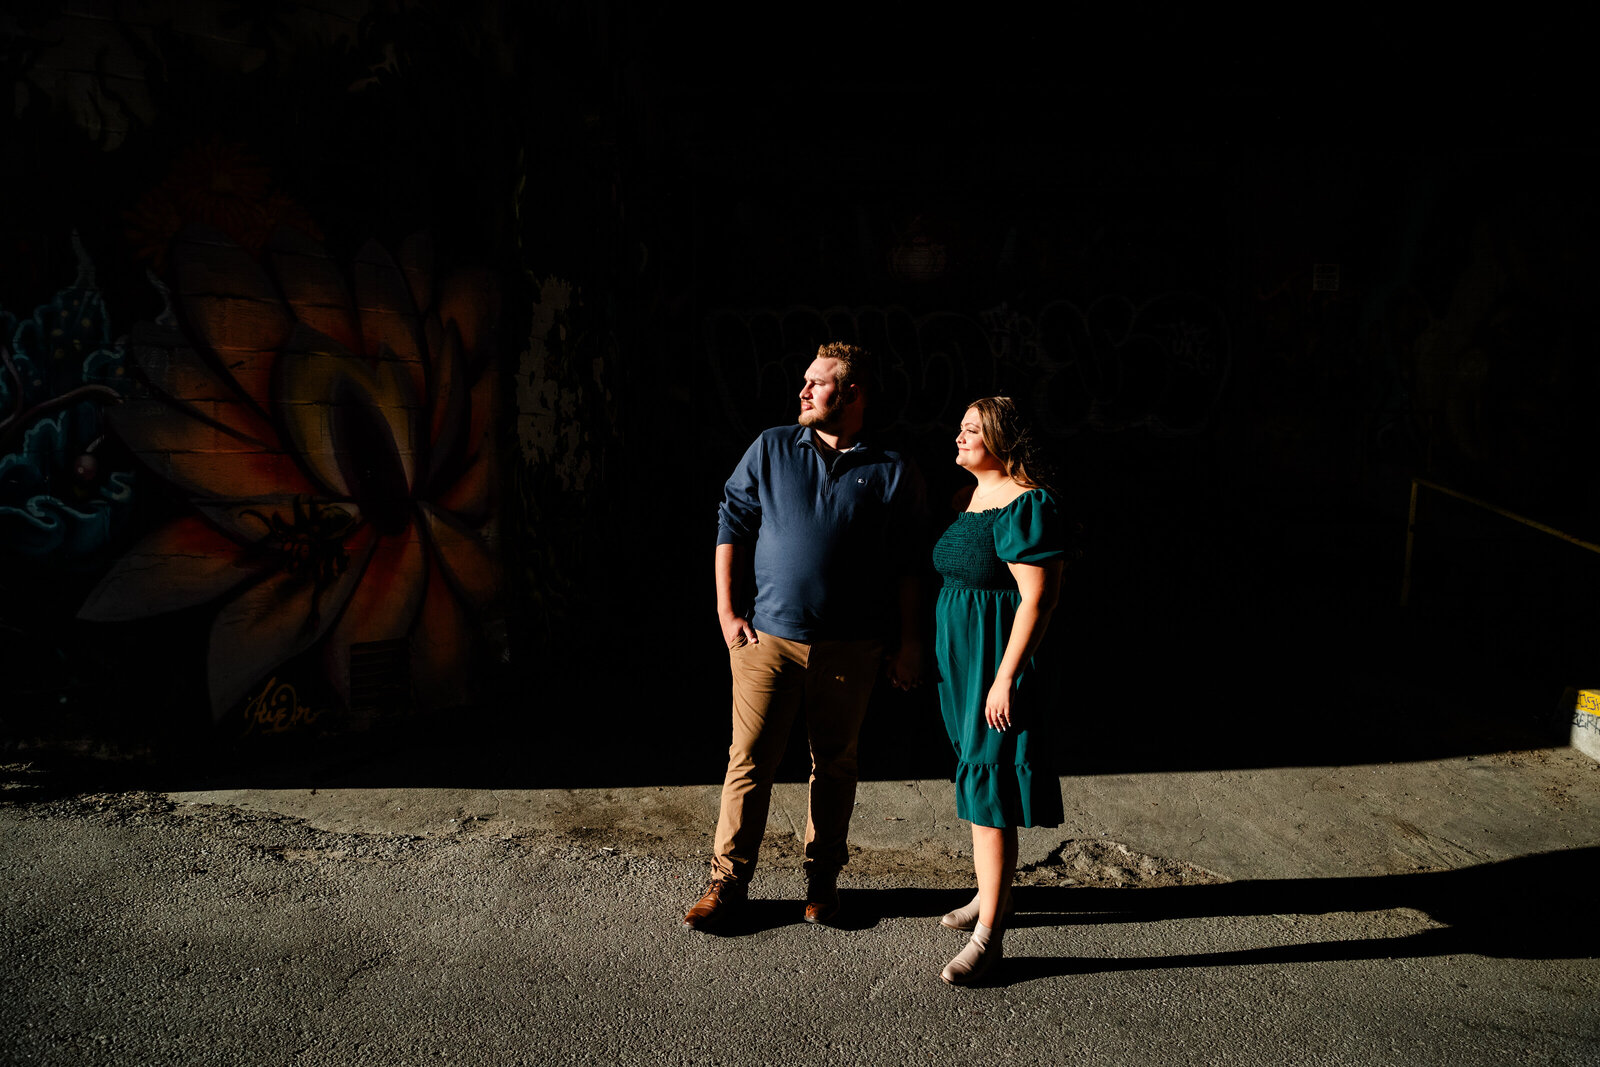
[713,848,1599,980]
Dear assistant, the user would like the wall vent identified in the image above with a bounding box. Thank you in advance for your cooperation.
[348,639,413,723]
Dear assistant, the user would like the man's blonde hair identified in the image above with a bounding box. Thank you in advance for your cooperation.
[816,342,873,394]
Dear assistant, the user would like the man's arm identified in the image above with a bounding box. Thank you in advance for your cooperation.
[885,572,925,690]
[883,452,929,690]
[716,542,758,647]
[716,434,765,648]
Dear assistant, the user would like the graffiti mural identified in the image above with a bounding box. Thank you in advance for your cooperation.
[702,293,1231,441]
[0,0,613,745]
[76,225,503,722]
[0,241,136,564]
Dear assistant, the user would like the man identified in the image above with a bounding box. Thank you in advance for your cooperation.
[684,341,925,931]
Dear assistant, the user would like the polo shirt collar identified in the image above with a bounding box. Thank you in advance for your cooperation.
[795,425,871,454]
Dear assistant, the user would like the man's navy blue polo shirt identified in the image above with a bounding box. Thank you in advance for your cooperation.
[716,425,925,643]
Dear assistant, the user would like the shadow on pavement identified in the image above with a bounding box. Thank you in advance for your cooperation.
[841,847,1600,983]
[671,848,1600,974]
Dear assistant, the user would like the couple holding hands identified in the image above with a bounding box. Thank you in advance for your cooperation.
[685,342,1071,987]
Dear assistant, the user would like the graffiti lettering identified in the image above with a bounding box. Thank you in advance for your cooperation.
[703,293,1230,441]
[241,675,320,735]
[1164,320,1216,374]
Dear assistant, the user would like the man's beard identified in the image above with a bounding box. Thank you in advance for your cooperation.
[799,399,843,431]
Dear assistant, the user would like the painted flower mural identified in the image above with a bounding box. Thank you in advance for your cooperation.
[0,249,135,562]
[79,225,501,721]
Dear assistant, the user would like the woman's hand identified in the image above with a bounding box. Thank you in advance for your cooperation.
[985,673,1017,731]
[984,559,1063,732]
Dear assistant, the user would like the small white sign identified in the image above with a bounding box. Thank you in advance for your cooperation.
[1571,689,1600,762]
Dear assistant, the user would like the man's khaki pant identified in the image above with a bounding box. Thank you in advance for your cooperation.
[712,630,884,884]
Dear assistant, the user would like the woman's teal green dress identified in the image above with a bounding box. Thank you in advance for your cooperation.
[933,489,1067,829]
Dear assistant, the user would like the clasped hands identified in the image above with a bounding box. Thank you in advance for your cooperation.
[886,640,926,691]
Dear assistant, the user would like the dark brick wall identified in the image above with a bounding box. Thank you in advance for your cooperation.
[2,4,1593,778]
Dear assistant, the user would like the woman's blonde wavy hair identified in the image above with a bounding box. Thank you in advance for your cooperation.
[969,396,1050,490]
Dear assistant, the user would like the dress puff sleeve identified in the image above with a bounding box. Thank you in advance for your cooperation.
[993,489,1068,565]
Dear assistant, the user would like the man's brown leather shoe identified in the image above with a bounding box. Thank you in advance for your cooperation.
[683,879,745,931]
[803,871,839,925]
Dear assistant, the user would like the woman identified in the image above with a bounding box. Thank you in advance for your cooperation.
[931,396,1069,985]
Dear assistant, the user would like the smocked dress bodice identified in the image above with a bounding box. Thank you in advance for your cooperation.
[932,509,1015,590]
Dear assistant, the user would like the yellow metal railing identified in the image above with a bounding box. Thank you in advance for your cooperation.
[1402,477,1600,607]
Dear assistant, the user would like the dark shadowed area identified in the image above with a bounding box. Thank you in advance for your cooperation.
[1,5,1594,791]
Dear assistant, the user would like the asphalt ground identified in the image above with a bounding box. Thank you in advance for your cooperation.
[2,735,1597,1067]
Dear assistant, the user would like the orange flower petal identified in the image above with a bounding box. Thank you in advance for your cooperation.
[436,268,500,375]
[409,556,472,709]
[77,516,270,621]
[431,368,497,520]
[108,396,320,501]
[421,320,468,492]
[431,437,493,523]
[278,323,420,500]
[205,524,375,719]
[171,225,292,409]
[129,322,277,429]
[422,313,445,379]
[398,233,434,332]
[463,360,498,465]
[352,240,427,403]
[420,503,499,609]
[321,520,428,705]
[268,228,361,356]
